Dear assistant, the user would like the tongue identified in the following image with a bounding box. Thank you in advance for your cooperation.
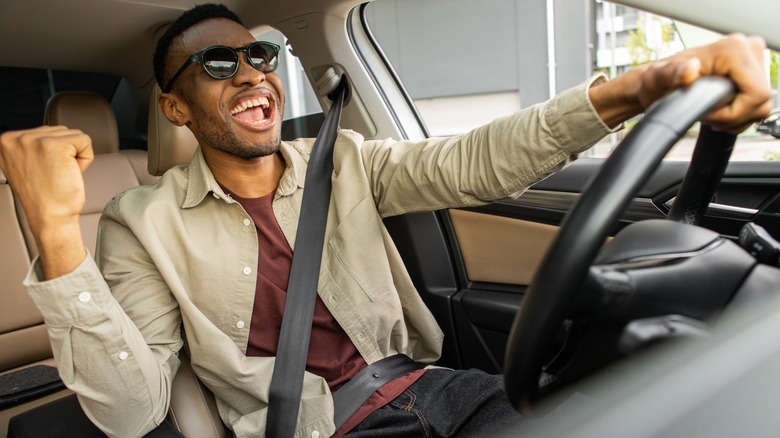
[234,106,266,124]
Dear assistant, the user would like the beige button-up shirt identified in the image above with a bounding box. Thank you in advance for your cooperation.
[24,79,610,437]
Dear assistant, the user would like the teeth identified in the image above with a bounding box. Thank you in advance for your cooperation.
[231,96,270,115]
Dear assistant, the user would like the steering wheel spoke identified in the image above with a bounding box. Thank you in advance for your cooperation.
[667,125,737,224]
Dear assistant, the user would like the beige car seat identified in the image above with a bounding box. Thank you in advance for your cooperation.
[2,90,224,438]
[0,166,72,438]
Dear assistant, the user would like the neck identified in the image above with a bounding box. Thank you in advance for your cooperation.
[203,147,286,198]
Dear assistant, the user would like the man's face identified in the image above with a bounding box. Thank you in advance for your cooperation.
[167,18,285,159]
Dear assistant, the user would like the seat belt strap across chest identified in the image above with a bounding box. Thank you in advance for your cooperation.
[265,75,348,438]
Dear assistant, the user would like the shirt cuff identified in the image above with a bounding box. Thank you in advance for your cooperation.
[24,251,114,327]
[546,74,614,155]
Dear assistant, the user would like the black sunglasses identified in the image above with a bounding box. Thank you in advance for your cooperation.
[164,41,281,92]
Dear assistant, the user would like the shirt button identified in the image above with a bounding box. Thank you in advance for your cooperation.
[243,266,252,275]
[78,292,92,303]
[243,218,251,226]
[118,351,129,360]
[311,432,320,438]
[236,321,245,329]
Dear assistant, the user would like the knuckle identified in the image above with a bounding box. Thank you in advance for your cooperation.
[0,129,23,147]
[38,136,59,149]
[746,35,767,50]
[0,132,12,150]
[17,131,41,147]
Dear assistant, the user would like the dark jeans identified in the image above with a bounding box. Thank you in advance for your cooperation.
[345,368,525,437]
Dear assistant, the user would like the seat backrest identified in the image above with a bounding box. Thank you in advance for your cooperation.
[147,85,198,176]
[4,90,151,368]
[2,90,219,437]
[45,90,159,185]
[0,166,72,438]
[0,168,51,374]
[15,152,145,260]
[16,91,160,259]
[147,85,229,437]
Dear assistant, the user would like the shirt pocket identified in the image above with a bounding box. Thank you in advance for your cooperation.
[327,195,394,302]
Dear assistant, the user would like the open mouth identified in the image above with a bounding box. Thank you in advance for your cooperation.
[230,94,275,128]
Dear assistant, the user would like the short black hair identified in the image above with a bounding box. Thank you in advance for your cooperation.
[153,3,243,90]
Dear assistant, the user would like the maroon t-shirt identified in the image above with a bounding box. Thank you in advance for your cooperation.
[225,187,424,434]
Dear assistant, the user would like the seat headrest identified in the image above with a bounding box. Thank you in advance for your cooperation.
[147,85,198,176]
[44,91,119,155]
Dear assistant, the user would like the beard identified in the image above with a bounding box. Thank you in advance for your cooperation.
[198,122,281,159]
[187,94,284,159]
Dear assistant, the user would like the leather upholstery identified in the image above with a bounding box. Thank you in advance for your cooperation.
[43,91,160,185]
[124,149,162,186]
[148,84,229,437]
[1,91,162,436]
[169,352,230,438]
[45,91,120,155]
[147,85,198,176]
[0,178,71,438]
[0,184,49,372]
[2,87,223,437]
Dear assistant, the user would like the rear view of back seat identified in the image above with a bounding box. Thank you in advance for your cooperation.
[0,167,71,437]
[2,87,229,438]
[16,91,159,259]
[44,90,158,185]
[0,91,160,437]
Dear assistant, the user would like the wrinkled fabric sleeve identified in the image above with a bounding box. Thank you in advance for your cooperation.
[24,203,183,438]
[360,77,612,217]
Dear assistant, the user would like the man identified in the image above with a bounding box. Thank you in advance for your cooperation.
[0,3,771,438]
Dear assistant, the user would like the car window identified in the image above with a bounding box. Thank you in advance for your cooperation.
[251,28,324,140]
[0,67,154,149]
[0,67,120,134]
[364,0,780,161]
[253,29,321,123]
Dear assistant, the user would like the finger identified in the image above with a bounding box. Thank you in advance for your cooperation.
[702,37,771,133]
[38,125,74,133]
[636,59,699,110]
[704,99,773,134]
[64,131,94,173]
[704,92,772,133]
[673,58,701,86]
[17,128,94,173]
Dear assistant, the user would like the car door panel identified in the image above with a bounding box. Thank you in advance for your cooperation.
[387,157,780,374]
[448,209,557,285]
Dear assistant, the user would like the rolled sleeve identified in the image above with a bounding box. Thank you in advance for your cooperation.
[545,74,613,156]
[360,76,615,217]
[23,248,181,437]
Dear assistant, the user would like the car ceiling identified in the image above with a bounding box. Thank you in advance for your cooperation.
[0,0,363,87]
[2,0,777,90]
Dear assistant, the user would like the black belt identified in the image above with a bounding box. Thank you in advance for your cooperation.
[332,354,426,429]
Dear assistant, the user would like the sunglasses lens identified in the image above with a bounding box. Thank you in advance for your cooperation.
[248,43,279,73]
[202,47,238,78]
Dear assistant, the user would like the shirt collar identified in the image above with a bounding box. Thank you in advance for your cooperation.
[182,142,308,209]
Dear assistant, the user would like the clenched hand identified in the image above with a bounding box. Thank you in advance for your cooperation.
[0,125,93,279]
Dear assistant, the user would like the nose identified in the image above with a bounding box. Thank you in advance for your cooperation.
[232,51,264,87]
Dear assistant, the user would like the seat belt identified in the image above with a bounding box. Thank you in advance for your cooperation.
[265,75,348,438]
[331,354,424,428]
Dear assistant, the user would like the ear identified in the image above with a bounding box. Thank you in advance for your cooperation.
[158,92,190,127]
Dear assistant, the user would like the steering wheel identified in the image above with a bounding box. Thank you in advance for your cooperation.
[503,77,739,414]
